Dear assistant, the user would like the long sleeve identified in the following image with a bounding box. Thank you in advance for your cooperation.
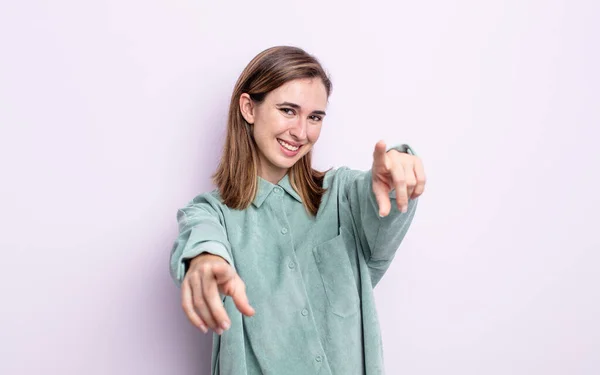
[342,144,419,286]
[169,194,233,287]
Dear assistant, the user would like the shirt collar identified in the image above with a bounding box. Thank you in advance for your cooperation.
[252,173,303,208]
[278,173,303,203]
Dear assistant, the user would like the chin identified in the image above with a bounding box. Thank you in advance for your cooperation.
[264,154,299,172]
[273,158,298,170]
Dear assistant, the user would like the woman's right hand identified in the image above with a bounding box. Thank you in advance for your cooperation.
[181,253,255,334]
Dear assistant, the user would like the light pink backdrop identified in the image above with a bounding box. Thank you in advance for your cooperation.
[1,1,598,374]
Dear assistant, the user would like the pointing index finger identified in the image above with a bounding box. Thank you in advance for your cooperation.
[372,140,388,169]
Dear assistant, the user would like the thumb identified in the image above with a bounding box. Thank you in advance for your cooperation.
[372,178,391,217]
[230,275,255,317]
[213,263,255,317]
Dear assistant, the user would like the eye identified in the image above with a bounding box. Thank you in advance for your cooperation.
[310,115,323,122]
[279,108,296,116]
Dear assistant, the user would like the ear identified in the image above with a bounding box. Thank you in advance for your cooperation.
[239,93,256,124]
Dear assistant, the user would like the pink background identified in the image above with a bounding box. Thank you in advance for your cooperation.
[1,1,598,374]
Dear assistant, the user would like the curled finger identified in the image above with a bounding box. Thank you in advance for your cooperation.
[181,278,208,333]
[202,264,230,334]
[390,164,409,212]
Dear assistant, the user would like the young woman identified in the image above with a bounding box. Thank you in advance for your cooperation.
[170,46,426,375]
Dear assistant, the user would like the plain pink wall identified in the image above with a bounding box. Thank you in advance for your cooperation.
[1,1,598,374]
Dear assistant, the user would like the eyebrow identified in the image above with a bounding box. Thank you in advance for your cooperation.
[276,101,327,116]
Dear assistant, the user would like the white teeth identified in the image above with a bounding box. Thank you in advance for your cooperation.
[278,139,299,151]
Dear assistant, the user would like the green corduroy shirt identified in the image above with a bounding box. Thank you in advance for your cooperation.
[170,145,418,375]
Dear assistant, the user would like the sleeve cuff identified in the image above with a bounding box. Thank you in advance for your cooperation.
[386,143,416,155]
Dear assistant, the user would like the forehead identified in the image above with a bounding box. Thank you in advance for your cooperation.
[266,78,328,109]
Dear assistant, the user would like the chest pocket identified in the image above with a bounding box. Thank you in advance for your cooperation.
[312,228,360,318]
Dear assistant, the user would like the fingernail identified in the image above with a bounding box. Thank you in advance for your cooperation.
[199,325,208,334]
[216,328,224,335]
[402,206,408,213]
[221,321,230,330]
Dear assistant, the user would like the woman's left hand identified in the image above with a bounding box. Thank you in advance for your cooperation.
[371,140,426,217]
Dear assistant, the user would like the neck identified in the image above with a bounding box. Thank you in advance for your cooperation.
[258,165,288,184]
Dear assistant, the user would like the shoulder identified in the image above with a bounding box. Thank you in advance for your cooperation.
[188,188,224,206]
[177,189,227,222]
[323,166,371,189]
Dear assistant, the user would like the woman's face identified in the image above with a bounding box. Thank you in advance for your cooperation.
[240,78,328,183]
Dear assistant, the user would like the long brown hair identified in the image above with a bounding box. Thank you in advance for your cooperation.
[212,46,332,216]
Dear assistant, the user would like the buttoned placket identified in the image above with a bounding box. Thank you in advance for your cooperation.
[271,185,328,373]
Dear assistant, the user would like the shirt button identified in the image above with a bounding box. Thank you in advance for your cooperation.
[274,187,283,194]
[281,227,288,234]
[288,261,296,269]
[301,309,309,316]
[315,355,323,362]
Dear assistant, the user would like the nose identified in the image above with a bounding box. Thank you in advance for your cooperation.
[289,118,307,142]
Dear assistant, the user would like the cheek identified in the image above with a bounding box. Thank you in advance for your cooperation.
[254,120,276,140]
[307,126,322,143]
[260,113,287,136]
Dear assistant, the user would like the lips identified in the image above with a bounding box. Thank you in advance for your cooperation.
[277,138,301,151]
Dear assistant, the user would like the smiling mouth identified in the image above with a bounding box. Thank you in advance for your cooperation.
[277,138,301,152]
